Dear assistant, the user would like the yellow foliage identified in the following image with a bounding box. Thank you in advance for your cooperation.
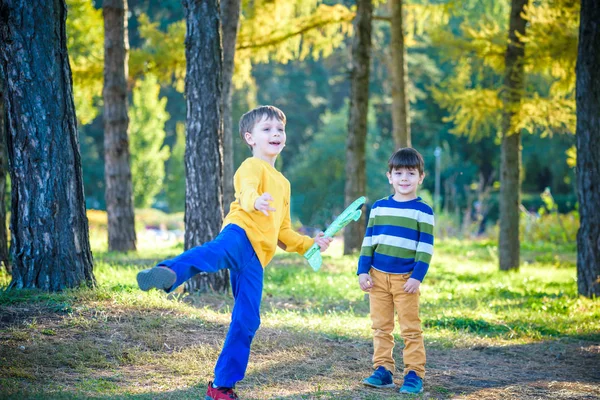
[132,1,355,91]
[431,0,578,140]
[66,0,104,125]
[516,95,576,136]
[522,0,579,95]
[404,3,451,41]
[565,146,576,168]
[236,3,354,66]
[130,14,186,92]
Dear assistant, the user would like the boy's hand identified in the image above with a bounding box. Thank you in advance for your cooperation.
[254,192,276,216]
[404,278,421,294]
[358,273,373,292]
[313,232,333,252]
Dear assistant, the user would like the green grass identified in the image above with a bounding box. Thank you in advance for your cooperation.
[0,236,598,399]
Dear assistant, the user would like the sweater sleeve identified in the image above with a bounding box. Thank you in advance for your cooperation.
[411,208,435,282]
[234,162,261,214]
[357,206,376,275]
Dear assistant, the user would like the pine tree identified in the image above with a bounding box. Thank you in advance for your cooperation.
[182,0,228,293]
[103,0,137,252]
[344,0,373,255]
[575,0,600,298]
[499,0,528,271]
[0,0,94,290]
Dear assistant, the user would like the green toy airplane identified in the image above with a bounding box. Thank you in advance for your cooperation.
[304,196,366,271]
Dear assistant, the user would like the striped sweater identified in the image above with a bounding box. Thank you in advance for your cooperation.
[357,195,435,282]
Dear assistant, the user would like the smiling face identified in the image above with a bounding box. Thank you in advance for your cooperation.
[387,167,424,201]
[243,115,286,164]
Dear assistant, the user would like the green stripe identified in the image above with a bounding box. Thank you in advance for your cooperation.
[415,251,432,264]
[375,244,418,259]
[376,215,418,230]
[419,222,434,235]
[371,215,434,235]
[360,246,373,257]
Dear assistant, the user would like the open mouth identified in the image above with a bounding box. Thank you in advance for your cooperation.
[269,141,281,145]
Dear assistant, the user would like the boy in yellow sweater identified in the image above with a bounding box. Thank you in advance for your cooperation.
[137,105,332,400]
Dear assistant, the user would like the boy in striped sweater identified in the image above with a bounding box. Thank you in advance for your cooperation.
[358,147,434,394]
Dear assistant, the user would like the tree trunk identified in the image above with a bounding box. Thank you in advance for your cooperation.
[182,0,229,293]
[389,0,411,148]
[575,0,600,298]
[0,0,95,290]
[344,0,372,255]
[103,0,137,252]
[499,0,527,271]
[0,66,10,274]
[221,0,241,215]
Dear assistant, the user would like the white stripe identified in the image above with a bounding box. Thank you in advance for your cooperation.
[373,206,435,226]
[372,234,418,251]
[416,242,434,255]
[361,237,372,247]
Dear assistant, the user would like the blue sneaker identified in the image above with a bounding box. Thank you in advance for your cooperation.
[137,267,176,292]
[363,366,395,388]
[399,371,423,394]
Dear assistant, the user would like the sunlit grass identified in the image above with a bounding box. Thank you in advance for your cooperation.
[1,229,599,399]
[1,235,598,344]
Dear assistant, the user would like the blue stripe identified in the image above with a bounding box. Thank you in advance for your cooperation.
[371,225,419,242]
[372,253,418,272]
[419,232,434,246]
[358,255,373,275]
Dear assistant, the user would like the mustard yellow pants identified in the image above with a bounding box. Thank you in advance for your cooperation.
[369,268,426,378]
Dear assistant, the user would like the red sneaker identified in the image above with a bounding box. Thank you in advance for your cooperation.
[205,381,239,400]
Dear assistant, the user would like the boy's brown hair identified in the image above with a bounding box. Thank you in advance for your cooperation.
[239,106,286,149]
[388,147,425,175]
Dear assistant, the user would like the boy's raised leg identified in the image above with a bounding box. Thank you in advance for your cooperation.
[136,224,251,293]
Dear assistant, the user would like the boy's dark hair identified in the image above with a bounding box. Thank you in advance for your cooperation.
[239,105,286,147]
[388,147,424,175]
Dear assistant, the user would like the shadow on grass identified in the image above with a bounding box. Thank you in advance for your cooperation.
[1,285,599,400]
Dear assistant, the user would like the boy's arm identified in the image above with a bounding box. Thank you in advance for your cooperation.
[357,208,376,275]
[411,209,435,282]
[234,163,261,213]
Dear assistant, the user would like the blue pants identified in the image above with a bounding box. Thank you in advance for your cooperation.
[157,224,263,388]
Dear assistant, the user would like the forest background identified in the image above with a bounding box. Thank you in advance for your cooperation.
[71,0,578,238]
[1,1,599,399]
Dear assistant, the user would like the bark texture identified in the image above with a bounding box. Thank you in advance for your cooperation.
[389,0,411,148]
[499,0,527,271]
[103,0,137,252]
[182,0,229,293]
[0,0,94,290]
[221,0,241,215]
[344,0,372,255]
[0,65,10,274]
[575,0,600,298]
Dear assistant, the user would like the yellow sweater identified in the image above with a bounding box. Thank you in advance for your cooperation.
[223,157,314,267]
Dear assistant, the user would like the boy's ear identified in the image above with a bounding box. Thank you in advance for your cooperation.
[386,171,392,184]
[418,172,425,184]
[244,131,254,146]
